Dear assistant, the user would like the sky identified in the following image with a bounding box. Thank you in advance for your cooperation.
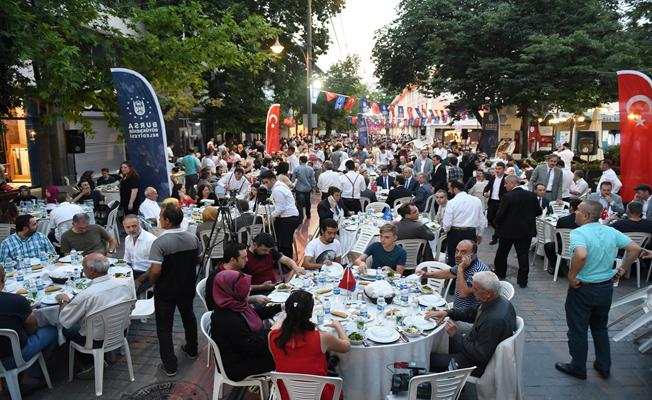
[316,0,400,89]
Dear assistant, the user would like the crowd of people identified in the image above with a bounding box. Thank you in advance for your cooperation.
[1,133,651,398]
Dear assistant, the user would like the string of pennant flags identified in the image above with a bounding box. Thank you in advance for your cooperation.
[311,89,477,127]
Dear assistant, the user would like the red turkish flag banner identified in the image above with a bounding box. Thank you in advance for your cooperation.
[370,101,382,115]
[343,97,357,111]
[338,266,356,292]
[407,107,414,119]
[325,92,338,102]
[265,104,281,154]
[617,70,652,202]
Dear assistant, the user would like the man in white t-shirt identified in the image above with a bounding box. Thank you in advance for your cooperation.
[301,218,342,270]
[201,149,217,173]
[49,192,84,242]
[554,143,574,170]
[139,187,161,224]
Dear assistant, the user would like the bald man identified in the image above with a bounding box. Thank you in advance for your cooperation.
[139,186,161,223]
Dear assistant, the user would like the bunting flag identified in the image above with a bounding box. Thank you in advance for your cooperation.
[325,92,338,102]
[415,107,423,118]
[421,104,427,117]
[389,104,395,117]
[334,95,346,110]
[343,97,357,111]
[370,101,382,115]
[311,89,321,104]
[357,113,368,147]
[397,105,404,118]
[359,98,369,113]
[407,107,414,119]
[429,110,436,120]
[380,103,389,115]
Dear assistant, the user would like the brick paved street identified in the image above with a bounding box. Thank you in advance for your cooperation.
[5,200,651,400]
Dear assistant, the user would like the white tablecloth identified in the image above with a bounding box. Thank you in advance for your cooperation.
[100,191,120,205]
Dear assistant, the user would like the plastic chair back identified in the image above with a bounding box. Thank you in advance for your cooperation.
[393,196,413,209]
[396,239,426,270]
[200,229,226,260]
[419,261,452,297]
[434,233,447,263]
[500,281,515,301]
[350,228,377,255]
[550,201,569,215]
[555,228,573,259]
[200,312,232,380]
[270,372,343,400]
[197,277,209,311]
[535,218,546,245]
[359,197,370,212]
[81,300,136,351]
[366,202,390,213]
[0,223,13,242]
[422,195,435,218]
[0,329,27,372]
[405,367,476,400]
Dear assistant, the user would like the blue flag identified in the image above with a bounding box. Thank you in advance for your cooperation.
[359,98,369,114]
[311,89,320,104]
[357,113,368,146]
[110,68,171,199]
[397,106,404,118]
[380,103,389,115]
[334,95,346,110]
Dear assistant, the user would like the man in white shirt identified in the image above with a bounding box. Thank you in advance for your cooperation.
[443,180,487,267]
[317,161,342,200]
[139,187,161,224]
[200,149,217,174]
[260,170,301,259]
[286,146,300,175]
[301,218,342,270]
[48,192,84,242]
[433,142,448,160]
[123,214,157,295]
[557,160,574,200]
[597,159,622,194]
[339,160,367,213]
[569,171,590,198]
[554,143,574,170]
[56,253,135,373]
[376,145,393,166]
[167,144,175,162]
[217,167,250,199]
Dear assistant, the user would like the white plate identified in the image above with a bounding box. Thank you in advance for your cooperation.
[40,293,62,305]
[268,291,290,303]
[404,315,436,331]
[366,326,400,344]
[418,294,446,308]
[344,225,359,232]
[322,262,344,279]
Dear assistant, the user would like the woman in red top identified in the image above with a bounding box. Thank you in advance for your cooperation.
[268,291,350,400]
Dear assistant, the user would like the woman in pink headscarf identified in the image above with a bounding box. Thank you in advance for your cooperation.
[44,185,59,204]
[210,270,281,381]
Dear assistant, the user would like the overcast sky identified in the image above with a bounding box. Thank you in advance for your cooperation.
[316,0,400,89]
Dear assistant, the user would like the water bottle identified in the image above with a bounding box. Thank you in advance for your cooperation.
[318,271,326,287]
[22,257,31,271]
[323,297,331,315]
[333,283,341,301]
[35,277,45,296]
[39,251,48,265]
[65,277,75,293]
[356,315,366,332]
[70,249,79,266]
[4,258,14,273]
[28,280,38,300]
[375,269,382,281]
[400,279,409,306]
[314,305,324,325]
[360,301,368,318]
[15,269,24,283]
[376,296,386,313]
[73,268,81,282]
[383,207,392,221]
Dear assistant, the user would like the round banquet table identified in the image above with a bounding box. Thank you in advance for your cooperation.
[276,272,449,400]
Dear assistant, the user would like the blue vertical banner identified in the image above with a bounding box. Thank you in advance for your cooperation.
[359,99,369,114]
[110,68,171,198]
[357,113,368,147]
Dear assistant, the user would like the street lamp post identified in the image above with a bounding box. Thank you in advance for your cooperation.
[306,0,314,143]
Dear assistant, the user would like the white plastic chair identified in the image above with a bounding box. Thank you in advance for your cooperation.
[549,201,570,215]
[421,195,435,219]
[467,316,525,400]
[386,367,476,400]
[269,371,342,400]
[0,329,53,400]
[500,281,515,301]
[418,261,452,297]
[200,229,226,278]
[105,207,120,245]
[55,219,73,242]
[200,312,269,400]
[616,232,651,288]
[613,294,652,351]
[236,223,264,246]
[393,196,413,209]
[609,285,652,327]
[129,297,155,323]
[396,239,426,271]
[359,196,370,212]
[196,278,212,367]
[68,300,136,396]
[366,202,390,213]
[534,218,547,271]
[0,223,13,242]
[552,228,573,281]
[434,233,447,263]
[345,227,378,263]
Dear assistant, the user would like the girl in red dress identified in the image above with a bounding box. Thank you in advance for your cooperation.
[268,291,350,400]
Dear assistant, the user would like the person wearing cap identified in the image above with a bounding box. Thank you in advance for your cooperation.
[12,185,37,205]
[634,184,652,220]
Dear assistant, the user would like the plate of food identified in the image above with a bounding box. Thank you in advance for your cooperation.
[321,262,344,279]
[426,222,439,230]
[114,259,129,265]
[402,325,423,337]
[344,224,359,232]
[329,310,348,321]
[419,284,434,294]
[404,315,436,331]
[347,331,366,345]
[268,291,290,304]
[275,283,292,292]
[418,294,446,308]
[40,293,61,305]
[366,326,400,344]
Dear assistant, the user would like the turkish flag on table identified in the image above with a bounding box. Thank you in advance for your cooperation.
[265,104,281,154]
[617,70,652,202]
[338,266,356,292]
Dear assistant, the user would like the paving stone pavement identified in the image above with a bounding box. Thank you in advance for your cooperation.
[5,211,651,399]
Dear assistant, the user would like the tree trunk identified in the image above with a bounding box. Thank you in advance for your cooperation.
[36,101,66,187]
[519,103,530,158]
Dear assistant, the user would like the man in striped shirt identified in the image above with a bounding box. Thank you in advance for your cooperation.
[416,240,489,311]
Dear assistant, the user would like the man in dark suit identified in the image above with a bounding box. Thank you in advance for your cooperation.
[430,155,447,193]
[375,167,395,190]
[317,186,350,222]
[483,162,507,244]
[533,183,551,213]
[386,175,413,208]
[394,203,435,259]
[403,167,419,193]
[493,175,542,287]
[544,198,581,275]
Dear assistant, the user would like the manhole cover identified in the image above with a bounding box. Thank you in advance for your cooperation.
[122,381,209,400]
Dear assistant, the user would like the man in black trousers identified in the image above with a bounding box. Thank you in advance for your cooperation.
[483,162,507,244]
[493,175,542,288]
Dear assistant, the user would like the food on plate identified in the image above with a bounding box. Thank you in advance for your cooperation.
[404,325,420,334]
[384,308,401,317]
[115,259,128,264]
[45,286,62,293]
[330,311,348,319]
[275,283,291,291]
[429,306,439,312]
[16,288,28,295]
[358,281,370,286]
[386,271,395,278]
[348,332,365,341]
[113,272,128,278]
[316,287,332,295]
[31,264,43,271]
[420,284,433,293]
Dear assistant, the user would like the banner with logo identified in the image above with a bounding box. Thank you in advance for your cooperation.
[617,70,652,201]
[265,104,281,154]
[357,113,368,147]
[479,108,500,157]
[110,68,171,199]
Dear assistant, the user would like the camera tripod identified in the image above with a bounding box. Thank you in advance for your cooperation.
[196,191,240,280]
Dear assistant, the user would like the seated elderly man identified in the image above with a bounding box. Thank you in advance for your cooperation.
[60,213,116,256]
[139,187,161,225]
[123,214,157,295]
[426,271,516,377]
[0,265,57,379]
[56,253,135,376]
[417,240,489,311]
[48,192,84,242]
[0,215,55,260]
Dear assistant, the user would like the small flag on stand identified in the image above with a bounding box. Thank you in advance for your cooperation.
[339,266,356,292]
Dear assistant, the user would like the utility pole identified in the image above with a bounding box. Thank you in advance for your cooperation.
[306,0,313,143]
